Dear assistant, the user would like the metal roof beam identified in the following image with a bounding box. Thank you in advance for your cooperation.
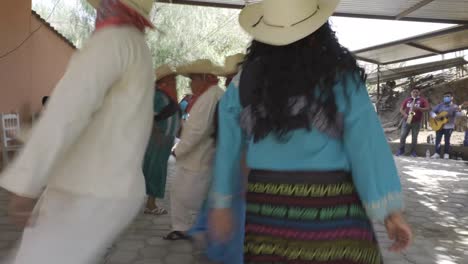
[405,42,443,54]
[366,57,467,84]
[395,0,434,20]
[157,0,468,24]
[355,56,381,65]
[353,25,468,54]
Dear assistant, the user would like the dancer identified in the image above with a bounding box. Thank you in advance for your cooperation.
[143,64,181,215]
[210,1,412,263]
[0,0,156,263]
[189,53,246,264]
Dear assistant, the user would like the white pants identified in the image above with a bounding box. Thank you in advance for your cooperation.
[170,166,211,231]
[4,188,144,264]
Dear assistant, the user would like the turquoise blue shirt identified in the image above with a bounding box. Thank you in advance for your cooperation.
[211,72,403,221]
[179,98,189,120]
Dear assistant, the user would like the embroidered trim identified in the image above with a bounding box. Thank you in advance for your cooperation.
[210,192,233,208]
[247,182,355,197]
[244,238,381,264]
[363,192,404,221]
[245,224,374,241]
[246,203,367,221]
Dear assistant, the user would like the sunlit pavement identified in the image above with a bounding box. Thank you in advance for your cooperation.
[1,156,467,264]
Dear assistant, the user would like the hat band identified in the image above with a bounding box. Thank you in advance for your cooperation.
[252,5,320,28]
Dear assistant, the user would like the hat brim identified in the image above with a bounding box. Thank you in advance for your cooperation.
[120,0,155,28]
[177,67,223,77]
[239,0,340,46]
[87,0,155,28]
[217,69,239,77]
[178,72,219,78]
[87,0,99,8]
[156,73,176,81]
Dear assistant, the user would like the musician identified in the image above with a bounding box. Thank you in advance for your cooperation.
[396,87,430,157]
[430,92,465,159]
[456,100,468,147]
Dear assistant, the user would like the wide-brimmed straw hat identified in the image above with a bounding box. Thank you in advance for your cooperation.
[177,59,223,77]
[87,0,155,27]
[239,0,340,46]
[218,53,245,76]
[155,64,176,81]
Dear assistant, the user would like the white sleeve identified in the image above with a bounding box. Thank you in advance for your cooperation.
[0,31,128,198]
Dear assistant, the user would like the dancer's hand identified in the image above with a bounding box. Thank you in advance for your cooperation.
[209,208,233,243]
[8,193,36,228]
[385,212,412,252]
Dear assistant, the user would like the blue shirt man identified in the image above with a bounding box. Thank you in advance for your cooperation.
[430,92,464,159]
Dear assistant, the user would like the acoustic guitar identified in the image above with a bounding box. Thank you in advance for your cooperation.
[429,111,449,131]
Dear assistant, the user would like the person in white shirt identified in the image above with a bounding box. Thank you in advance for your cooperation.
[163,59,224,240]
[0,1,155,263]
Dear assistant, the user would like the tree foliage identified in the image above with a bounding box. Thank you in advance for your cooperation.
[32,1,250,96]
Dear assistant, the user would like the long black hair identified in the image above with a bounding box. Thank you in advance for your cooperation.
[242,21,366,142]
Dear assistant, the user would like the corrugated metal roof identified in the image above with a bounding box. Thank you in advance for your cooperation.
[157,0,468,24]
[366,57,467,84]
[31,11,76,49]
[353,25,468,64]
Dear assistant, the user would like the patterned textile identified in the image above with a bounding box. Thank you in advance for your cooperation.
[95,0,153,32]
[245,170,382,264]
[211,71,404,220]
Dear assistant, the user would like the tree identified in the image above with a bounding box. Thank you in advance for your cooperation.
[32,1,250,96]
[33,0,95,48]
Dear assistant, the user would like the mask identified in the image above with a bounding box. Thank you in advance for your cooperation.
[443,96,452,104]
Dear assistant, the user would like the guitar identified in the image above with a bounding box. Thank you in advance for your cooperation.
[429,111,449,131]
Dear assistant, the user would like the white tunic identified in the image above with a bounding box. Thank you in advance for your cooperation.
[0,26,154,199]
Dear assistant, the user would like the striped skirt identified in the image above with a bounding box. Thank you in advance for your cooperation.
[244,170,382,264]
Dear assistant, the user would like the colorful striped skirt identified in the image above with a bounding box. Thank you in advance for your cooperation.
[244,170,382,264]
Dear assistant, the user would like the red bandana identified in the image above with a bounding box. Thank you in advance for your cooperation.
[94,0,153,32]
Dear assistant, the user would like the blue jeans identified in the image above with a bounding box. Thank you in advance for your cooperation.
[435,129,453,155]
[464,131,468,146]
[399,122,421,153]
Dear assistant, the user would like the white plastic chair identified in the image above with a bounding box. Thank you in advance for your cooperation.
[1,113,22,166]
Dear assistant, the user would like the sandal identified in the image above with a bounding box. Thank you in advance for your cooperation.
[144,207,168,215]
[163,231,189,241]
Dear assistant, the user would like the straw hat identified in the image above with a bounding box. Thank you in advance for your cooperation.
[218,53,245,76]
[239,0,340,46]
[87,0,155,26]
[177,59,223,77]
[155,64,176,81]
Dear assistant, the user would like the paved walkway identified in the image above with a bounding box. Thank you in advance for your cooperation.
[1,157,467,264]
